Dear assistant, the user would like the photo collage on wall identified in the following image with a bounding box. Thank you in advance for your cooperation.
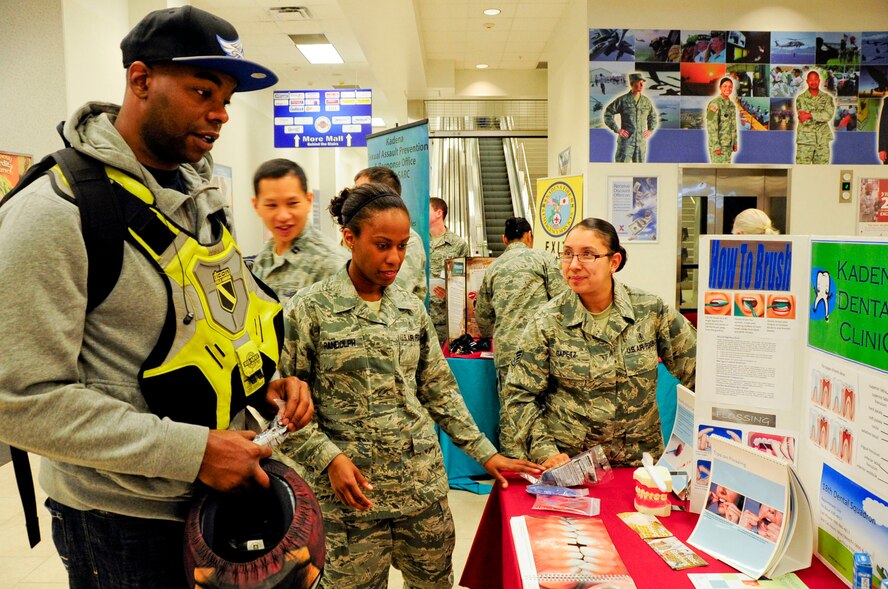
[589,29,888,165]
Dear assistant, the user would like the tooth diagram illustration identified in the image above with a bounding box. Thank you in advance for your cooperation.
[812,270,832,322]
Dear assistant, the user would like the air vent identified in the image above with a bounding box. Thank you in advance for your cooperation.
[536,61,548,69]
[269,6,312,20]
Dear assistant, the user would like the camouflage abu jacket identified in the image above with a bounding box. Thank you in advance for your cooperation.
[278,266,496,520]
[250,224,346,301]
[474,242,568,369]
[795,90,835,146]
[502,279,696,467]
[392,227,428,302]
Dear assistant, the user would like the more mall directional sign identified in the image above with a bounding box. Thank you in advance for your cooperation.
[273,89,372,148]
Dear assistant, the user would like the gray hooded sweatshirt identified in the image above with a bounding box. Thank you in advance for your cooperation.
[0,102,235,520]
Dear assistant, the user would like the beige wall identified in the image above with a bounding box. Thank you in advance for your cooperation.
[548,0,888,306]
[0,0,332,257]
[0,0,67,161]
[455,69,548,98]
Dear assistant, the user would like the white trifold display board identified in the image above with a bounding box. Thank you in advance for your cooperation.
[688,234,888,586]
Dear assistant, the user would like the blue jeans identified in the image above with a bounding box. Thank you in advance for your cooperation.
[46,498,189,589]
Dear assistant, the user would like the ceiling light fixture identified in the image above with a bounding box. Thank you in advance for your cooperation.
[289,33,344,64]
[483,8,501,16]
[372,117,386,127]
[476,63,489,69]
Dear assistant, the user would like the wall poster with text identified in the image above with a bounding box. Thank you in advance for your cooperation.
[589,29,888,164]
[609,176,659,242]
[0,151,32,197]
[857,177,888,237]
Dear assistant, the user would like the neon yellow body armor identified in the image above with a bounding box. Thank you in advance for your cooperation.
[59,165,283,429]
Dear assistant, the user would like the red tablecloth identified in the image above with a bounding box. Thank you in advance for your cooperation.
[460,469,844,589]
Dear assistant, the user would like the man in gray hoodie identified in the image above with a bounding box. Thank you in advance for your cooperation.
[0,7,312,588]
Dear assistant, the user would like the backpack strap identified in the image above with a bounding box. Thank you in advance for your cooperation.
[3,148,125,548]
[53,149,125,313]
[2,148,125,312]
[9,448,39,547]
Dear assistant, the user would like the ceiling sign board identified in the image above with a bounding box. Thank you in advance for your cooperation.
[273,89,372,148]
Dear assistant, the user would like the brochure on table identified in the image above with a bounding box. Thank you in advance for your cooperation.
[511,515,637,589]
[687,235,888,585]
[657,384,696,497]
[687,436,812,579]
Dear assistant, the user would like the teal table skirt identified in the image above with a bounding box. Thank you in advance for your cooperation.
[438,358,499,494]
[437,358,681,494]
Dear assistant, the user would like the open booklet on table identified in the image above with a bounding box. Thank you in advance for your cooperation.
[687,435,814,580]
[510,514,638,589]
[657,384,696,499]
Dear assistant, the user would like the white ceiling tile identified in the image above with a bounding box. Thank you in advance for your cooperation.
[421,17,471,33]
[417,2,470,19]
[509,18,558,32]
[514,2,568,18]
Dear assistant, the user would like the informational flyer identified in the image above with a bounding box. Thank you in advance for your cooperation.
[658,384,696,497]
[817,464,888,588]
[692,236,809,514]
[807,354,858,468]
[609,176,659,242]
[857,178,888,237]
[697,237,807,410]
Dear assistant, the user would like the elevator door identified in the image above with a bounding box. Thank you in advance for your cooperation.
[677,167,790,313]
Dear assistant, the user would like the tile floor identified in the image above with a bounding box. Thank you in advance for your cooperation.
[0,458,491,589]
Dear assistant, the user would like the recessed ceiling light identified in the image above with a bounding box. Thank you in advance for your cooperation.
[289,33,344,64]
[296,44,343,64]
[483,8,501,16]
[476,63,489,69]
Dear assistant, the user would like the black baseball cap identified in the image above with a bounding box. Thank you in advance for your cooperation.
[121,6,277,92]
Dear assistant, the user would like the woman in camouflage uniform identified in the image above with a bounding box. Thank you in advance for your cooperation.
[278,182,540,589]
[502,218,696,470]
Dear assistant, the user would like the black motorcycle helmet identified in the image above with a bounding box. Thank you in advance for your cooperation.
[184,459,325,589]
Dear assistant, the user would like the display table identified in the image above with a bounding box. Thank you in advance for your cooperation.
[460,469,843,589]
[438,359,683,493]
[439,357,499,493]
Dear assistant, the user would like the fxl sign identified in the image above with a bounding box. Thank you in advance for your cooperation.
[273,89,372,148]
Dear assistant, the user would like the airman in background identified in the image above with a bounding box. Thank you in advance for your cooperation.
[474,217,568,457]
[795,71,835,164]
[604,73,658,163]
[429,197,470,345]
[706,77,738,163]
[251,158,346,300]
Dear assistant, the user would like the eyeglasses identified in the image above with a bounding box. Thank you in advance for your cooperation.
[559,251,613,265]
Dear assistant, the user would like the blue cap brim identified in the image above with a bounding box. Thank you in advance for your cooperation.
[173,56,278,92]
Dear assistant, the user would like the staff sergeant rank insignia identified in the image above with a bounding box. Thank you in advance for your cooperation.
[214,268,237,313]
